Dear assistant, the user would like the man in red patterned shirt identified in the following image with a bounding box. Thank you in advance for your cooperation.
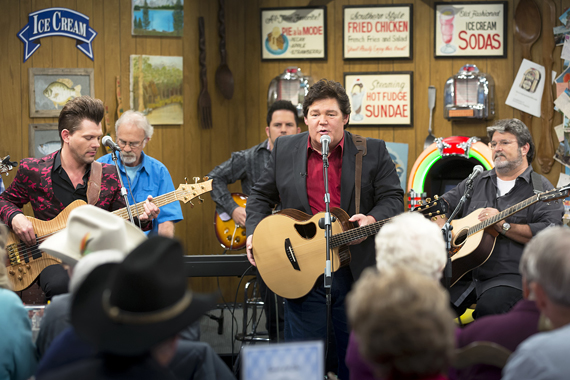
[0,96,158,300]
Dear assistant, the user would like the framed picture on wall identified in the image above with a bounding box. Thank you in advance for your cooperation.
[434,1,507,58]
[29,68,94,118]
[344,72,413,127]
[260,6,327,60]
[29,123,61,159]
[343,4,413,60]
[131,0,184,37]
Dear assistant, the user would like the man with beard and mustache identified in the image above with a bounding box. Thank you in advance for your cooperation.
[98,111,182,237]
[0,96,159,301]
[440,119,563,320]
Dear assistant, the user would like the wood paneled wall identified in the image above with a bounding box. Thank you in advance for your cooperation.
[0,0,566,300]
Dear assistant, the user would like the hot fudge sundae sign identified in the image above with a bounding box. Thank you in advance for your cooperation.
[344,72,413,126]
[261,7,327,60]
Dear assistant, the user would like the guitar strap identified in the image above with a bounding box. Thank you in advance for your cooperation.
[530,171,543,194]
[87,161,102,205]
[352,134,367,214]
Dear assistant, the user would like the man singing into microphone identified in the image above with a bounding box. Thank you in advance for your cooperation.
[245,79,404,379]
[0,96,159,301]
[98,111,182,237]
[441,118,563,320]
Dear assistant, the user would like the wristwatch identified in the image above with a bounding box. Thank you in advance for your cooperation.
[502,222,511,234]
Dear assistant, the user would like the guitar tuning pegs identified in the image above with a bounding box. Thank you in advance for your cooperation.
[203,176,209,181]
[189,201,194,208]
[418,201,423,206]
[193,177,200,184]
[184,177,188,184]
[428,213,433,217]
[436,210,440,214]
[434,195,439,200]
[426,198,431,203]
[198,196,204,203]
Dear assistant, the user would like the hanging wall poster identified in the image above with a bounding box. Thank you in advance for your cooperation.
[434,2,507,58]
[261,7,327,60]
[132,0,184,37]
[343,4,412,60]
[344,72,413,127]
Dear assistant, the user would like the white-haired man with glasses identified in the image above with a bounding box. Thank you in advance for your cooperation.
[98,111,183,237]
[440,118,563,320]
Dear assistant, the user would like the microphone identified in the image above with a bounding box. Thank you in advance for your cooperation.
[320,135,331,156]
[466,165,484,184]
[102,135,121,152]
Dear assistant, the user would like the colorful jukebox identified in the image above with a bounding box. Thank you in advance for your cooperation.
[407,136,494,208]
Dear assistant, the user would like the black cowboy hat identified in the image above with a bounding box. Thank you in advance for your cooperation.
[71,236,218,356]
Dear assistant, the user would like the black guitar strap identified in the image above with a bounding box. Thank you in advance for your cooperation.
[530,171,543,194]
[352,134,367,214]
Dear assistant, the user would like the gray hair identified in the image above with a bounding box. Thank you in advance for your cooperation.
[115,110,154,139]
[520,226,570,306]
[487,118,535,164]
[375,212,447,280]
[0,224,12,290]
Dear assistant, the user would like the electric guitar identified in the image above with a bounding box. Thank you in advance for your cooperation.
[5,179,212,291]
[251,199,447,299]
[214,193,247,250]
[0,155,17,176]
[445,185,570,286]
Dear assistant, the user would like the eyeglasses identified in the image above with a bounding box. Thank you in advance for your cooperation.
[488,140,516,150]
[117,138,145,149]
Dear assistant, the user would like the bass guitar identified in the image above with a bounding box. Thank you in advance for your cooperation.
[446,185,570,286]
[252,199,447,299]
[5,179,212,291]
[214,193,247,250]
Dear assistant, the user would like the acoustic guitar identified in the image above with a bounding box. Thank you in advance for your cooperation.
[214,193,247,250]
[5,179,212,291]
[445,185,570,286]
[252,199,447,299]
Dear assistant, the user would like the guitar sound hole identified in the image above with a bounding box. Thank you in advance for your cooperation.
[454,229,468,246]
[294,222,317,239]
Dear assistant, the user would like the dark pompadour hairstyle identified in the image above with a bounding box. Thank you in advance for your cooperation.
[58,96,104,143]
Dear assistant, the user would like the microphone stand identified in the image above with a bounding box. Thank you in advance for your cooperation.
[442,178,475,290]
[110,149,135,225]
[318,147,335,366]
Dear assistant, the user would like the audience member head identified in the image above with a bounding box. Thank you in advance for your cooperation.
[0,224,11,290]
[487,118,534,164]
[39,205,147,267]
[71,236,218,363]
[520,226,570,328]
[375,212,447,280]
[348,269,455,380]
[58,96,104,144]
[265,100,301,150]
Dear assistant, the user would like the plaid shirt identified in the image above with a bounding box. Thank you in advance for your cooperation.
[207,140,271,218]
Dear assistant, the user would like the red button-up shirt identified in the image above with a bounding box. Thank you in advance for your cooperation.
[306,135,344,215]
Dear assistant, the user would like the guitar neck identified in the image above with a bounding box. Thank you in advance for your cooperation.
[330,218,392,248]
[468,194,539,235]
[112,190,179,220]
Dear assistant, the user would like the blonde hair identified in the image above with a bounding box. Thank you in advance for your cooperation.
[375,212,446,280]
[0,224,12,290]
[347,269,455,379]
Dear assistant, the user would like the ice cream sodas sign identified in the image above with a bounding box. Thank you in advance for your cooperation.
[434,2,506,57]
[18,8,98,62]
[344,73,412,126]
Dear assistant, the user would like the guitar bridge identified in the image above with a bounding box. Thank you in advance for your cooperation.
[284,238,300,271]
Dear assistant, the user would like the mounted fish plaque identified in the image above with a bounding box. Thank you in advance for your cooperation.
[18,8,98,62]
[443,64,495,120]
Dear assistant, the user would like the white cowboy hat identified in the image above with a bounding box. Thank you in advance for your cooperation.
[39,205,147,266]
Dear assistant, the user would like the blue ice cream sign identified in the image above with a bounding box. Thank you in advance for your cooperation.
[18,8,98,62]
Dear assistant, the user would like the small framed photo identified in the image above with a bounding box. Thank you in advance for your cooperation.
[29,124,61,159]
[343,4,413,60]
[344,72,413,127]
[132,0,184,37]
[29,68,94,118]
[434,2,507,58]
[260,6,327,60]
